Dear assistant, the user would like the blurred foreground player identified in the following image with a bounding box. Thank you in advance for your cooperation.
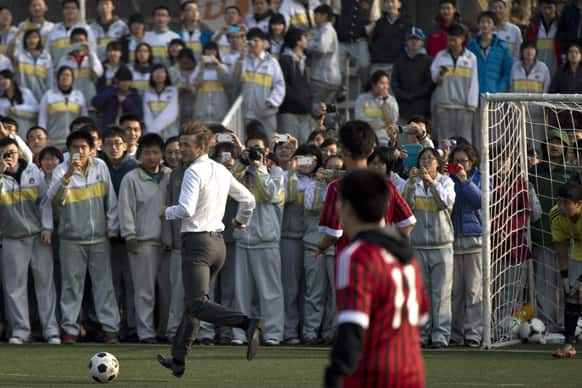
[324,169,428,388]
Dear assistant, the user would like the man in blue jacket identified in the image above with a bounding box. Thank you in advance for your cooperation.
[467,11,512,94]
[92,65,143,129]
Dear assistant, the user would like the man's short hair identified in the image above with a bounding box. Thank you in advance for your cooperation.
[66,128,95,149]
[225,5,241,15]
[102,126,127,142]
[339,120,376,159]
[447,24,466,37]
[70,27,88,40]
[245,120,269,147]
[247,27,268,41]
[106,40,123,52]
[62,0,80,8]
[119,113,142,127]
[439,0,456,6]
[152,5,171,15]
[314,4,333,20]
[0,137,20,150]
[558,181,582,202]
[181,120,213,150]
[26,126,48,139]
[478,10,498,26]
[69,116,95,133]
[338,169,390,223]
[137,133,164,158]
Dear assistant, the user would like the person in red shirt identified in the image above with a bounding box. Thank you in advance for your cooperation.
[324,169,428,388]
[426,0,466,58]
[317,120,416,256]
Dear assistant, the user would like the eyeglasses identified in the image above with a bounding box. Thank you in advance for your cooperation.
[104,141,125,148]
[454,158,470,163]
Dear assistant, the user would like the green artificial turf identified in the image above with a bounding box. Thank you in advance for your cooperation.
[0,344,579,387]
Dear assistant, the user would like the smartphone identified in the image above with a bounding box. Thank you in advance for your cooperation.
[447,163,462,175]
[403,144,423,169]
[277,134,289,142]
[202,55,214,63]
[228,26,241,33]
[297,156,313,167]
[72,153,81,162]
[221,152,232,163]
[217,134,232,143]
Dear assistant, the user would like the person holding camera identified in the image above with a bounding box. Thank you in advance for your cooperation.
[56,27,103,103]
[235,28,285,137]
[192,42,232,123]
[47,129,120,344]
[0,137,60,345]
[231,122,285,346]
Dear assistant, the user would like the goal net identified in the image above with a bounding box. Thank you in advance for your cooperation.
[481,93,582,348]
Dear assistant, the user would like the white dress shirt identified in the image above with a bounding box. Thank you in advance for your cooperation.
[165,154,256,233]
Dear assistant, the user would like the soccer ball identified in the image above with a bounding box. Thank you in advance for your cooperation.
[89,352,119,383]
[519,318,547,344]
[575,318,582,342]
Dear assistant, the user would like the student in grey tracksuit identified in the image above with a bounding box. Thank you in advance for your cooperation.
[118,134,171,343]
[234,28,285,137]
[231,130,285,344]
[403,148,456,348]
[47,130,120,342]
[0,138,59,344]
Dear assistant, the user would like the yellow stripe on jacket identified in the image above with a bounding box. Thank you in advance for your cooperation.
[148,100,169,113]
[0,187,38,206]
[186,41,202,53]
[50,38,70,50]
[512,79,544,93]
[72,67,90,78]
[133,79,149,91]
[537,38,554,50]
[17,62,48,78]
[290,12,313,26]
[47,101,81,115]
[414,196,438,212]
[444,66,472,78]
[64,182,107,204]
[199,80,225,93]
[242,71,273,87]
[151,46,168,58]
[98,37,114,49]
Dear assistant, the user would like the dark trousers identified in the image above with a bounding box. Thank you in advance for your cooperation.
[172,232,248,362]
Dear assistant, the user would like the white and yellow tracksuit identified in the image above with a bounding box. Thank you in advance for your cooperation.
[118,166,171,340]
[510,60,551,93]
[57,51,104,103]
[430,48,479,141]
[101,63,121,89]
[0,161,59,341]
[47,156,120,336]
[0,53,12,72]
[46,21,97,66]
[0,87,39,139]
[143,29,180,68]
[279,0,318,30]
[129,65,151,96]
[126,35,144,64]
[38,88,88,148]
[15,19,55,49]
[192,63,231,123]
[354,92,399,145]
[14,49,54,102]
[142,86,179,139]
[0,26,17,55]
[237,52,286,136]
[178,23,212,60]
[89,17,129,62]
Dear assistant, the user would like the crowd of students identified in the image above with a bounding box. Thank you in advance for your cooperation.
[0,0,581,349]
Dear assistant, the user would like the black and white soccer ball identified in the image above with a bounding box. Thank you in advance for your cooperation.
[519,318,547,344]
[89,352,119,383]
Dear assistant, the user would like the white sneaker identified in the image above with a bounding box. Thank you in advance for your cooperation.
[9,337,23,345]
[264,338,280,346]
[230,339,245,345]
[47,336,61,345]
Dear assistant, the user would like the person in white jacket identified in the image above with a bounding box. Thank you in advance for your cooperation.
[118,133,171,344]
[0,70,39,139]
[12,28,53,102]
[143,64,179,139]
[143,6,180,67]
[56,27,103,104]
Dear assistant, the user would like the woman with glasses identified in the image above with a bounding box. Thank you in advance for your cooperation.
[403,147,456,349]
[448,143,483,348]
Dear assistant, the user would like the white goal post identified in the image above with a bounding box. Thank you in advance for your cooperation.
[481,93,582,348]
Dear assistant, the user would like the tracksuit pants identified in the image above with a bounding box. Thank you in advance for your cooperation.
[127,242,162,340]
[432,106,474,143]
[232,245,284,342]
[280,238,304,341]
[277,114,313,144]
[1,236,59,340]
[59,240,120,336]
[302,246,336,341]
[418,245,454,346]
[110,238,136,338]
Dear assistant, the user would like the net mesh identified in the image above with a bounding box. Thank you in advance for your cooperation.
[483,97,582,347]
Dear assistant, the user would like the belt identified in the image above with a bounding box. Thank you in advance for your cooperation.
[185,231,223,237]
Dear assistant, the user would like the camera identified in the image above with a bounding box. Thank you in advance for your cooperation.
[325,103,336,113]
[248,145,265,162]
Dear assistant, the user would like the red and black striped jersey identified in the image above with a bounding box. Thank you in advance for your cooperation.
[319,178,416,255]
[336,240,429,388]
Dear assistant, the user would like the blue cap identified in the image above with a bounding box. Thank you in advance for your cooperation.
[405,27,425,40]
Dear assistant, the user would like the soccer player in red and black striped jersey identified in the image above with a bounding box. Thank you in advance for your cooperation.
[324,170,428,388]
[317,120,416,256]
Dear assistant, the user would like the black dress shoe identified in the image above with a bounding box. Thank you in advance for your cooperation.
[245,318,264,361]
[156,354,185,378]
[140,337,157,344]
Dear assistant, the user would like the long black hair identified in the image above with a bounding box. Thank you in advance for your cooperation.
[0,70,24,105]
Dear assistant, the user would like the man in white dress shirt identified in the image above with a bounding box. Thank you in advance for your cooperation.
[157,121,263,378]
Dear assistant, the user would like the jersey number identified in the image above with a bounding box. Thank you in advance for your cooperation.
[390,266,419,329]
